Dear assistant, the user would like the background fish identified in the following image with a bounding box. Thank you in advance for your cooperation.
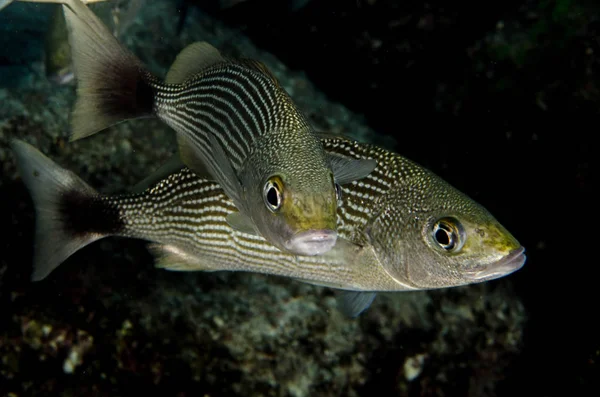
[42,0,141,84]
[0,0,14,11]
[2,0,107,9]
[11,138,525,317]
[34,0,375,257]
[43,4,74,84]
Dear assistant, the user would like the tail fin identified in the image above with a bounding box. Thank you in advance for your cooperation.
[56,0,156,140]
[11,140,111,281]
[0,0,15,12]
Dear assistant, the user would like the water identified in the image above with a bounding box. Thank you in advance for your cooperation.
[0,0,594,396]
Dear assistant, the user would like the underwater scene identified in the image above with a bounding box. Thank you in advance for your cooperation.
[0,0,594,396]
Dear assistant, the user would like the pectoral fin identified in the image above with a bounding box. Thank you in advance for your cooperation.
[336,291,377,318]
[328,153,377,185]
[148,243,216,272]
[226,212,258,235]
[178,133,245,210]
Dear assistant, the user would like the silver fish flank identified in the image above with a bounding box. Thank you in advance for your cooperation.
[12,138,526,316]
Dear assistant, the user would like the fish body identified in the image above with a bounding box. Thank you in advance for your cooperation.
[29,0,376,257]
[12,138,526,316]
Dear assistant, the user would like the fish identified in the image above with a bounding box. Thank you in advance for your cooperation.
[44,0,141,83]
[44,4,74,84]
[2,1,113,84]
[26,0,376,257]
[1,0,105,11]
[0,0,14,11]
[11,138,526,317]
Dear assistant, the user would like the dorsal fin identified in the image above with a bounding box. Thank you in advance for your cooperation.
[229,57,282,87]
[165,41,226,84]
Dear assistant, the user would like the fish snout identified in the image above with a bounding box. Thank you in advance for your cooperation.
[464,246,526,281]
[286,229,338,256]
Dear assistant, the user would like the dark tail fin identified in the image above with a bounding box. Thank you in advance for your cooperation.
[11,140,116,281]
[59,0,156,140]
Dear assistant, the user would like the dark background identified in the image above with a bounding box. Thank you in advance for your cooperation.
[185,0,596,395]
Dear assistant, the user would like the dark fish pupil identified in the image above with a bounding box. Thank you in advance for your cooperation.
[267,186,279,207]
[435,228,450,245]
[435,223,455,250]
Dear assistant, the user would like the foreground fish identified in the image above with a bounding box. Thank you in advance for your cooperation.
[12,138,526,317]
[26,0,376,257]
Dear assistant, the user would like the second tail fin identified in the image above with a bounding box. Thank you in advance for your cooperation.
[59,0,156,140]
[11,139,118,281]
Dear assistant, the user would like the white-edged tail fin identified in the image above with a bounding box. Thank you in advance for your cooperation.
[11,139,106,281]
[0,0,15,12]
[48,0,157,141]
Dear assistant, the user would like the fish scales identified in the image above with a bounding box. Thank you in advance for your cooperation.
[106,167,356,286]
[34,0,380,256]
[12,135,526,317]
[149,64,312,170]
[81,139,440,290]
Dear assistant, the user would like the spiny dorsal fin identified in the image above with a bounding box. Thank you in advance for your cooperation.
[315,130,353,141]
[165,41,225,84]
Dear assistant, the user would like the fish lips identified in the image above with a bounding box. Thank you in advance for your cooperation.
[285,229,338,256]
[464,246,527,281]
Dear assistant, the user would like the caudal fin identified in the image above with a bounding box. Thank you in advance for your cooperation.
[11,140,110,281]
[56,0,156,140]
[0,0,15,12]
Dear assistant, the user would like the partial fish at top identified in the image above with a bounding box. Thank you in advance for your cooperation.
[22,0,377,257]
[11,138,526,317]
[1,0,106,11]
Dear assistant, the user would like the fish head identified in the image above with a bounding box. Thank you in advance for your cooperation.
[240,131,343,256]
[248,171,340,256]
[365,170,526,290]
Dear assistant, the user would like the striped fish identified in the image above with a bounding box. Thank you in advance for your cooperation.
[30,0,376,257]
[12,138,526,317]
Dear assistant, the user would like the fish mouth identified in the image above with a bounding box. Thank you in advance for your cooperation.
[465,246,526,281]
[285,229,338,256]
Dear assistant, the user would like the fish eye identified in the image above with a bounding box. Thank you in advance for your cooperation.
[431,217,465,252]
[263,176,283,212]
